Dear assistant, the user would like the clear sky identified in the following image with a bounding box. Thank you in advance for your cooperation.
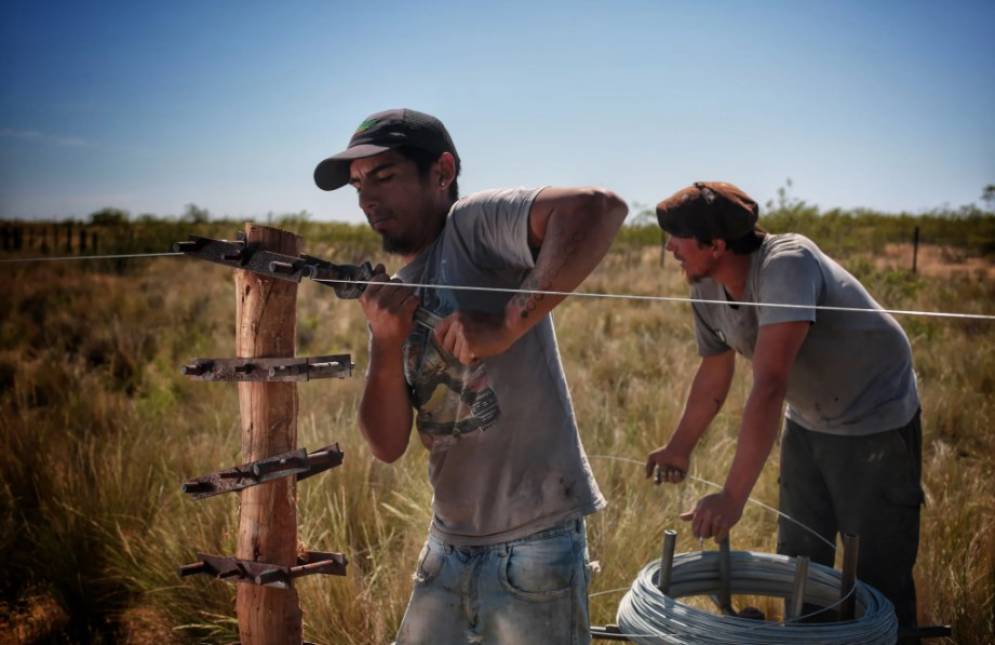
[2,0,993,223]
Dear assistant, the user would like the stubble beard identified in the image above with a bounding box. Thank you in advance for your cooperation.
[380,232,418,256]
[686,271,705,285]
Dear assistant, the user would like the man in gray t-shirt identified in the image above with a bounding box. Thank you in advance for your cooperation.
[314,109,625,644]
[645,181,923,635]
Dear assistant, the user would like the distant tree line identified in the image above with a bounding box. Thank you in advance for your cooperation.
[3,184,994,262]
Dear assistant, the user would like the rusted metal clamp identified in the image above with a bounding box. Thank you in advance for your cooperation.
[181,354,353,382]
[172,234,376,300]
[297,254,374,299]
[174,234,451,334]
[179,550,348,589]
[181,443,344,499]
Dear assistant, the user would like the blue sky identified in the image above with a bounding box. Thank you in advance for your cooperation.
[2,1,993,223]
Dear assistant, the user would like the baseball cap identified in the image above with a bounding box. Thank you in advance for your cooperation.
[656,181,759,241]
[314,108,460,191]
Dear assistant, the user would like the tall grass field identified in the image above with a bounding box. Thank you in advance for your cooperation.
[1,210,993,643]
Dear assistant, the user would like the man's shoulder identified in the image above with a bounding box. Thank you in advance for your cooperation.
[450,187,544,217]
[756,233,823,272]
[761,232,820,255]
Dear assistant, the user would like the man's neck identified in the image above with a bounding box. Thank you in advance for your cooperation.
[711,253,752,301]
[400,200,455,264]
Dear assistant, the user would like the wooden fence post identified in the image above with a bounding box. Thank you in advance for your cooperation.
[234,224,303,644]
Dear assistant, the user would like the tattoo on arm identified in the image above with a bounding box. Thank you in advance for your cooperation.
[514,274,545,319]
[515,230,587,319]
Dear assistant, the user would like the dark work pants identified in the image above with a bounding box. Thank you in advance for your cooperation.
[777,410,923,635]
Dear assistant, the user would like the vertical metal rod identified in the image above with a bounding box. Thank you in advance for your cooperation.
[787,555,810,620]
[657,529,677,595]
[839,533,860,621]
[718,537,733,615]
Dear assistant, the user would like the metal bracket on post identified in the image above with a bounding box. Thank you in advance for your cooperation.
[174,234,447,334]
[173,234,375,299]
[181,443,344,499]
[179,550,348,589]
[172,235,312,283]
[181,354,353,382]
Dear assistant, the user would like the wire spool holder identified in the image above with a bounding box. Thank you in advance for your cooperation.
[592,527,952,643]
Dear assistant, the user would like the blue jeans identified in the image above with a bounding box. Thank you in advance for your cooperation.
[395,518,593,645]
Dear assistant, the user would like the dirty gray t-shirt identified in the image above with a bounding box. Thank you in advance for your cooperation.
[691,233,919,435]
[394,187,606,546]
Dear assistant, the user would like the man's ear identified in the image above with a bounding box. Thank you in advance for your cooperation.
[435,152,457,190]
[711,239,727,257]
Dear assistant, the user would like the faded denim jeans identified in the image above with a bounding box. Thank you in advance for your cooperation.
[395,518,593,645]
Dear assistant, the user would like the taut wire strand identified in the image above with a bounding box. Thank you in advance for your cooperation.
[313,277,995,322]
[3,252,992,321]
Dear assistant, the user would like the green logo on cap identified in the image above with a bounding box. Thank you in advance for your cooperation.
[355,118,379,135]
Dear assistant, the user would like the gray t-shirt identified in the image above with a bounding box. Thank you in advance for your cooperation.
[691,233,919,435]
[394,187,606,546]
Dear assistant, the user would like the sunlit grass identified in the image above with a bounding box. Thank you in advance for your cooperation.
[1,236,992,643]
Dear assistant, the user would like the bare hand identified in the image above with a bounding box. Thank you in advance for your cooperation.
[358,264,420,345]
[679,490,745,541]
[645,445,690,484]
[433,310,516,365]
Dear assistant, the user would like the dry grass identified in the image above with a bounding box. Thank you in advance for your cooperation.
[875,243,995,280]
[0,238,992,643]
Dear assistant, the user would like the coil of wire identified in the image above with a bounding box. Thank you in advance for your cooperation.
[616,550,896,644]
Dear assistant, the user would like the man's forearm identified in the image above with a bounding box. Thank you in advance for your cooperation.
[506,190,627,333]
[670,353,735,453]
[358,338,414,463]
[723,379,787,506]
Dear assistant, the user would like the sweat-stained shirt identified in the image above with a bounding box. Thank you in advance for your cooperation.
[690,233,919,435]
[393,187,606,546]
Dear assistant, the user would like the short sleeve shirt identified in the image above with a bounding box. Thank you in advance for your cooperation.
[691,234,919,435]
[395,187,606,545]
